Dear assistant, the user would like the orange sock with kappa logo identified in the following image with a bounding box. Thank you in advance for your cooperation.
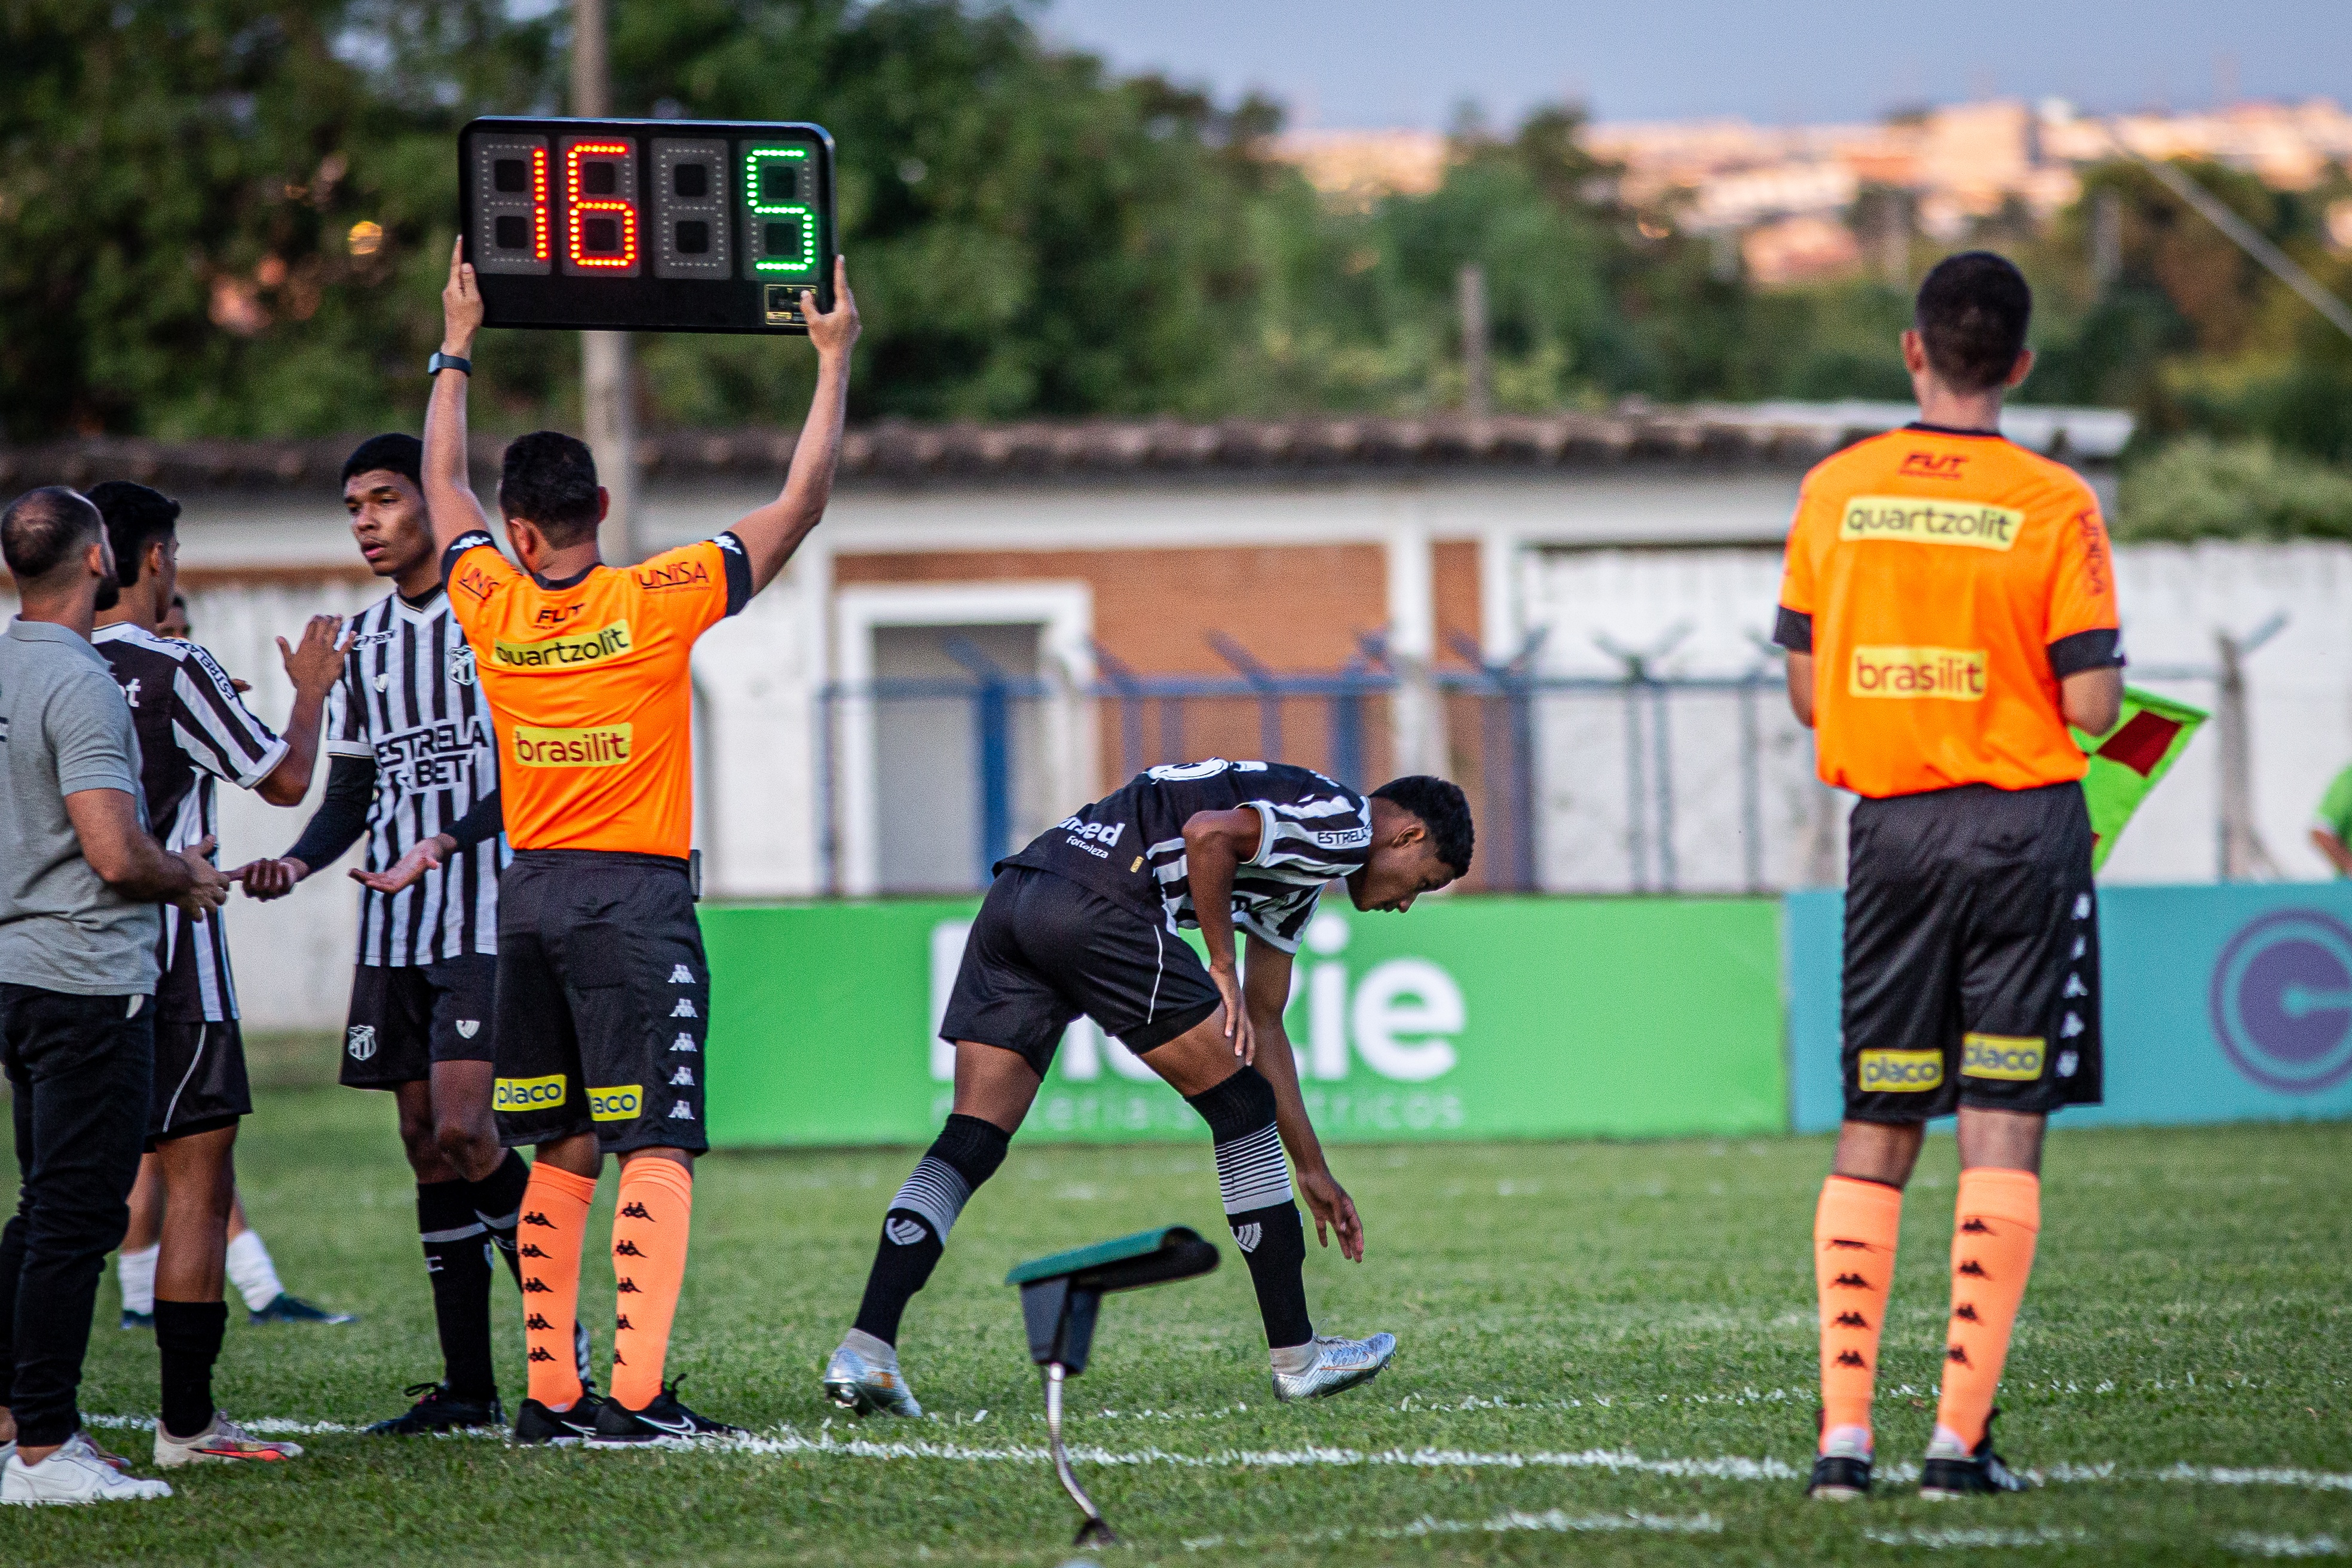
[520,1162,598,1411]
[1815,1174,1903,1451]
[1934,1168,2040,1450]
[609,1156,694,1411]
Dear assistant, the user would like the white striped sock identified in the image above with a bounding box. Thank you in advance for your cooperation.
[888,1156,973,1241]
[1213,1123,1293,1215]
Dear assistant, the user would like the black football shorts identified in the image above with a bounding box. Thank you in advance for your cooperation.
[491,850,709,1155]
[148,1017,253,1147]
[339,956,499,1089]
[939,866,1224,1077]
[1840,780,2103,1123]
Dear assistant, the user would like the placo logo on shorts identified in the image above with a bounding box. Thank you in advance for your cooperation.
[1963,1032,2046,1081]
[494,618,633,670]
[512,724,633,767]
[589,1084,644,1122]
[1849,646,1987,701]
[1858,1048,1944,1092]
[1839,496,2024,550]
[494,1074,568,1111]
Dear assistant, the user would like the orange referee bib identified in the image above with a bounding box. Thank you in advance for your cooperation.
[443,530,750,856]
[1777,427,2121,800]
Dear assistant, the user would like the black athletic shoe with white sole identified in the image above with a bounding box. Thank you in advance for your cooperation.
[365,1383,507,1436]
[1807,1451,1873,1499]
[585,1383,742,1446]
[1919,1411,2033,1497]
[513,1393,605,1446]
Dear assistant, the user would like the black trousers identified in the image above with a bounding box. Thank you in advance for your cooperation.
[0,984,153,1447]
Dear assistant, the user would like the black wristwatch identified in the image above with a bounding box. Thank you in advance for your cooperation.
[427,351,473,377]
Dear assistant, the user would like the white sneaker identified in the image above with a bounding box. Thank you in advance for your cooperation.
[1,1434,172,1504]
[1270,1333,1398,1402]
[153,1411,302,1468]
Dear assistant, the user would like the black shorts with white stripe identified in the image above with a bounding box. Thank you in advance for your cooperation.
[146,1018,253,1148]
[939,866,1224,1078]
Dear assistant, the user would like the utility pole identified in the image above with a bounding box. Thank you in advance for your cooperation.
[1456,262,1492,419]
[2091,186,2123,289]
[574,0,642,560]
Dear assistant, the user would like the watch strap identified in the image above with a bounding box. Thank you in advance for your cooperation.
[427,351,473,377]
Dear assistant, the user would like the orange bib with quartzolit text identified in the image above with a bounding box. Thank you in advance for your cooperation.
[443,530,749,856]
[1776,427,2121,800]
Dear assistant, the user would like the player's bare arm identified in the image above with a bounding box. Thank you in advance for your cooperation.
[1182,805,1265,1064]
[1785,651,1815,728]
[1244,933,1366,1261]
[422,238,494,553]
[251,615,354,806]
[2060,666,2123,737]
[727,255,861,595]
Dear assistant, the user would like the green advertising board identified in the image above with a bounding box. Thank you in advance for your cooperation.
[701,895,1786,1147]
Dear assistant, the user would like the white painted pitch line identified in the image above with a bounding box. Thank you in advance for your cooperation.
[1183,1508,1724,1551]
[2227,1533,2348,1559]
[1865,1526,2088,1550]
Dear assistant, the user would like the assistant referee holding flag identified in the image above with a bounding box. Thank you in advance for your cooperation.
[1774,253,2126,1501]
[421,240,859,1444]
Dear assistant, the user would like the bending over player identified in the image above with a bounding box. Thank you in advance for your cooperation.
[825,760,1472,1415]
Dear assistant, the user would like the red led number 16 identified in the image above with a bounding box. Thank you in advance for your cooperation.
[566,142,639,270]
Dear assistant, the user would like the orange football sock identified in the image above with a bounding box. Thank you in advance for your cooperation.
[608,1156,694,1411]
[1815,1174,1903,1452]
[1935,1168,2040,1450]
[520,1162,597,1411]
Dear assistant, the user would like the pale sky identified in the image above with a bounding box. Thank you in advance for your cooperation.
[1036,0,2352,130]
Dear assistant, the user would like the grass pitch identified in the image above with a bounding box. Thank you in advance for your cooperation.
[4,1032,2347,1566]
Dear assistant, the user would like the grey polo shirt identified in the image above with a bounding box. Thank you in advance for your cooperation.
[0,617,161,995]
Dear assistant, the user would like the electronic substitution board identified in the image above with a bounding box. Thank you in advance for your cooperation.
[458,117,835,335]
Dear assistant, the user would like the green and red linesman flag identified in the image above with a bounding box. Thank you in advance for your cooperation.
[2072,687,2208,872]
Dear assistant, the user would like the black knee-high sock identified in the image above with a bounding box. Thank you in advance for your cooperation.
[1186,1067,1313,1350]
[469,1150,531,1285]
[154,1299,228,1439]
[418,1179,497,1402]
[852,1114,1010,1345]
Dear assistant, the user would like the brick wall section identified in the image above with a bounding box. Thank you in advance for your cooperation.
[833,544,1389,675]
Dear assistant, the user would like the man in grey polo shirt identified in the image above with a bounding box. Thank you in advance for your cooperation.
[0,486,228,1505]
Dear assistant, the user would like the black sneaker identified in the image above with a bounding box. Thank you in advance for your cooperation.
[364,1382,507,1436]
[120,1309,154,1331]
[1808,1451,1873,1500]
[248,1292,356,1325]
[1920,1411,2034,1497]
[585,1382,742,1447]
[513,1392,605,1446]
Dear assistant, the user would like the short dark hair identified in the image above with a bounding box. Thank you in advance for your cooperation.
[1373,774,1474,877]
[498,431,601,544]
[342,433,422,489]
[87,480,181,589]
[1914,251,2032,393]
[2,486,103,584]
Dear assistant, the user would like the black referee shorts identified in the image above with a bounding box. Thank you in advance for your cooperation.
[939,866,1224,1078]
[491,851,709,1156]
[147,1017,252,1148]
[1840,780,2103,1124]
[339,956,499,1090]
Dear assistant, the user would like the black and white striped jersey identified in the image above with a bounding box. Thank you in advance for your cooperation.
[1002,760,1373,953]
[93,623,289,1022]
[326,588,506,965]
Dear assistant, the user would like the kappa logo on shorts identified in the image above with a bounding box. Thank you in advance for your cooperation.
[2064,973,2089,997]
[587,1085,643,1122]
[884,1218,928,1247]
[1234,1223,1262,1254]
[2074,893,2091,920]
[667,1100,696,1120]
[495,1074,568,1111]
[669,964,693,984]
[1962,1032,2045,1082]
[669,1064,695,1086]
[670,998,698,1019]
[2062,1010,2086,1037]
[346,1025,377,1062]
[455,1019,482,1039]
[1857,1048,1943,1092]
[2057,1049,2079,1078]
[670,1033,697,1054]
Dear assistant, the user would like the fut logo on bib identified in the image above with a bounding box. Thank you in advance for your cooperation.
[1839,496,2024,550]
[1964,1032,2045,1081]
[1849,646,1987,701]
[589,1084,644,1122]
[494,1074,568,1110]
[1858,1048,1944,1092]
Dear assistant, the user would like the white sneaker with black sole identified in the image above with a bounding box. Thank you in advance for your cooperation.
[2,1434,172,1504]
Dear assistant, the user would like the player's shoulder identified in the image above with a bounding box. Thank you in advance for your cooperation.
[1799,428,1916,491]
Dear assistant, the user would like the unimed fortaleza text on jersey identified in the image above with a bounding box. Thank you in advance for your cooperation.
[1774,425,2126,800]
[1001,759,1374,953]
[94,623,287,1021]
[442,529,751,858]
[326,589,508,966]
